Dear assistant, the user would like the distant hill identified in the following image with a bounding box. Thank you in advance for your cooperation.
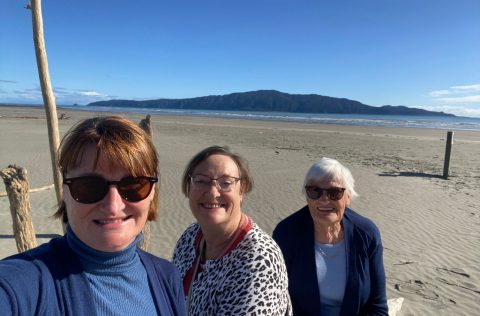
[88,90,454,116]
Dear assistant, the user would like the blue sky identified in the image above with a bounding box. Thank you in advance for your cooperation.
[1,0,479,117]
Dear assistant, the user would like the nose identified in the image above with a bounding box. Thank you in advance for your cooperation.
[318,190,330,202]
[205,180,222,196]
[101,186,125,213]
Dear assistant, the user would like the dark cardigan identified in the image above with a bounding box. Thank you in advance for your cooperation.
[273,206,388,316]
[0,235,187,315]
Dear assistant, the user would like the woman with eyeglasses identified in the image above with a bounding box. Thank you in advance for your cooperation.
[273,158,388,316]
[0,116,186,315]
[172,146,291,315]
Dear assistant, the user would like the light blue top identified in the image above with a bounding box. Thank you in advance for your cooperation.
[67,226,157,315]
[315,239,347,316]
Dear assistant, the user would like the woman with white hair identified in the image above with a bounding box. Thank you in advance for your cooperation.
[273,158,387,315]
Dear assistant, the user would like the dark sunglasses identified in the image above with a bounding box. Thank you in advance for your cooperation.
[305,186,346,201]
[63,175,158,204]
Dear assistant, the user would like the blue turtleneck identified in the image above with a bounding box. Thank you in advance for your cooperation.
[66,226,157,315]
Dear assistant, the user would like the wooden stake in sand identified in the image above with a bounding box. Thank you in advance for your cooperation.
[443,131,454,179]
[27,0,63,205]
[139,114,153,138]
[0,165,38,253]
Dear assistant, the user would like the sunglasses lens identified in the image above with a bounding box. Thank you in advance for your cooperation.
[68,176,108,203]
[305,186,345,201]
[65,176,156,204]
[326,188,344,201]
[118,177,153,202]
[305,187,320,200]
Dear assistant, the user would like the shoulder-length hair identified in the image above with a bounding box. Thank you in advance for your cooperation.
[54,116,160,222]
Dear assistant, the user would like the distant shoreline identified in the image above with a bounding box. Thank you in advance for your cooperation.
[86,90,456,117]
[2,103,479,131]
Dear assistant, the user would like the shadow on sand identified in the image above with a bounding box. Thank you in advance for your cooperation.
[378,171,444,179]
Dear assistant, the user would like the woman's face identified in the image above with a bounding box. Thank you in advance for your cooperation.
[306,178,351,227]
[188,154,243,231]
[63,144,154,252]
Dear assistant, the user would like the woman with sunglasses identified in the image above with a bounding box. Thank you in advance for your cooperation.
[273,158,388,316]
[0,116,186,315]
[172,146,291,315]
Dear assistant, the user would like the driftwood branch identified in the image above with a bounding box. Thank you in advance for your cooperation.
[30,0,63,205]
[0,165,38,252]
[139,114,153,137]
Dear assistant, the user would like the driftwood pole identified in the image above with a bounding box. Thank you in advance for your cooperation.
[139,114,152,137]
[0,166,38,253]
[138,115,153,250]
[28,0,62,204]
[443,131,454,179]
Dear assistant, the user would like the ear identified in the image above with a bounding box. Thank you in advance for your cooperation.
[239,184,245,204]
[345,193,352,206]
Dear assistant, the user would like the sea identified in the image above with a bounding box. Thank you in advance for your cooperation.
[60,105,480,132]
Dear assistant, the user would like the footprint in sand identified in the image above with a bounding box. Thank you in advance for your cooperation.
[394,279,440,301]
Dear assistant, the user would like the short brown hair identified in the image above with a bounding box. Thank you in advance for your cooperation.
[54,116,160,222]
[181,146,253,196]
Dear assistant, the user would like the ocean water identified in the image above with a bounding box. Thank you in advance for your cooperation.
[62,105,480,132]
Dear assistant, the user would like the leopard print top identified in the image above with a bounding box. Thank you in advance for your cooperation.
[173,222,292,316]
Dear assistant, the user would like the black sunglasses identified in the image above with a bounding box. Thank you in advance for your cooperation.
[305,186,346,201]
[63,175,158,204]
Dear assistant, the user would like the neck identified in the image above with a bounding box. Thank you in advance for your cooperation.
[201,212,245,260]
[314,222,343,244]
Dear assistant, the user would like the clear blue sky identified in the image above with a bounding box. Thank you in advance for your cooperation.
[1,0,479,117]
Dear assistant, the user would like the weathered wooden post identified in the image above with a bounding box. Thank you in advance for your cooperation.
[138,115,153,250]
[28,0,63,205]
[443,131,454,179]
[139,114,152,137]
[0,165,38,252]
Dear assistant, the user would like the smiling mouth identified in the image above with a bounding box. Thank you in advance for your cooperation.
[201,203,225,209]
[94,215,132,225]
[316,207,336,213]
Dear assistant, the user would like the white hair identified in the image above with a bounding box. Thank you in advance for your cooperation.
[302,157,358,200]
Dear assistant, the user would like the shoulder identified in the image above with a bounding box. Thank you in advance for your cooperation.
[246,223,281,251]
[343,208,382,239]
[234,223,287,270]
[0,240,63,313]
[173,223,199,256]
[172,223,199,275]
[138,249,180,276]
[273,206,311,244]
[137,248,184,283]
[174,223,199,248]
[274,206,310,233]
[1,237,64,274]
[343,208,383,251]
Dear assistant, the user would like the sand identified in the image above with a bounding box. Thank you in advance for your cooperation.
[1,105,479,315]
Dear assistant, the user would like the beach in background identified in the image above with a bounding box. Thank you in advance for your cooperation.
[1,105,479,315]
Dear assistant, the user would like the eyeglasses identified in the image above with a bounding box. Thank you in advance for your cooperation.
[305,186,346,201]
[63,175,158,204]
[190,175,241,192]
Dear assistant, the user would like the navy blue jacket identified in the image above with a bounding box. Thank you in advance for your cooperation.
[0,236,187,316]
[273,206,388,316]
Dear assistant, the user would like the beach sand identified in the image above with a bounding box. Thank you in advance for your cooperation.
[1,105,479,315]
